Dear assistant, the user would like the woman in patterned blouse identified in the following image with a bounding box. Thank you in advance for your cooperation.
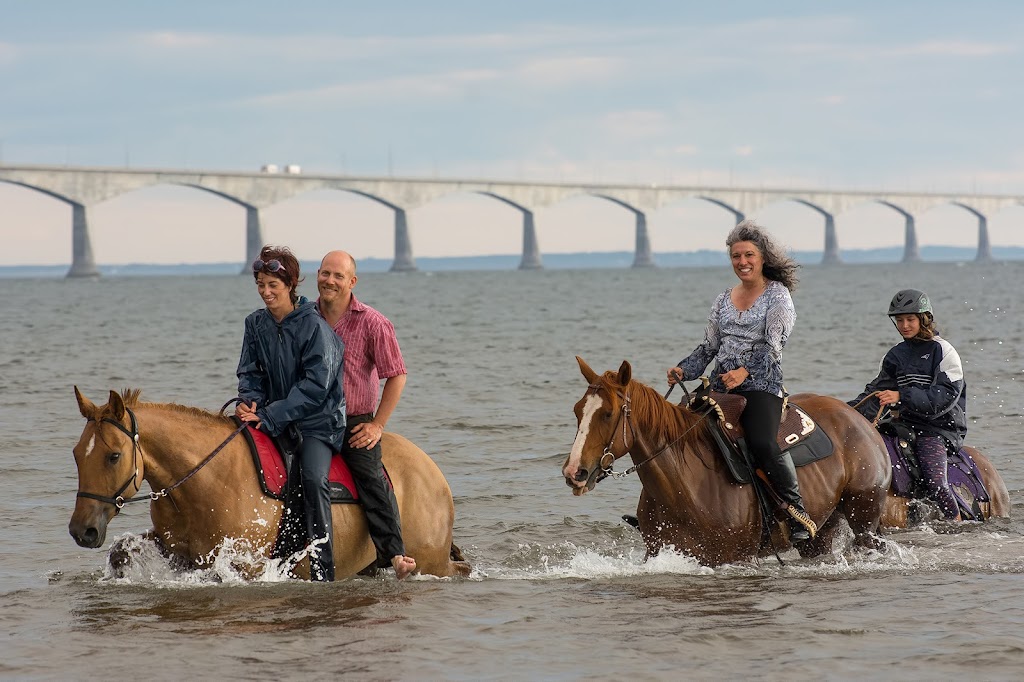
[666,220,813,542]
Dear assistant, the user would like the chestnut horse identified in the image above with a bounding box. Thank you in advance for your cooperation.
[881,444,1010,527]
[561,358,893,566]
[69,388,471,579]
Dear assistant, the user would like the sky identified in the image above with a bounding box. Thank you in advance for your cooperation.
[2,1,1024,265]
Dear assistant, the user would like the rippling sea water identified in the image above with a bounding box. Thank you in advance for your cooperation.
[2,262,1023,680]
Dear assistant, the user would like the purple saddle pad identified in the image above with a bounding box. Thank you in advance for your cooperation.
[881,433,990,520]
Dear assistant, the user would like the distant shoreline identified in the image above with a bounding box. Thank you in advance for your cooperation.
[3,246,1023,278]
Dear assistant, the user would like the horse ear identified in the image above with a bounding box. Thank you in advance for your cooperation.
[576,356,599,384]
[617,360,632,386]
[74,386,97,420]
[107,390,126,421]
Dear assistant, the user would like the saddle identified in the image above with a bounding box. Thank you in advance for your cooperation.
[685,379,834,485]
[235,419,361,504]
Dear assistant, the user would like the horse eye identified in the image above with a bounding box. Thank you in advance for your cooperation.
[108,451,122,464]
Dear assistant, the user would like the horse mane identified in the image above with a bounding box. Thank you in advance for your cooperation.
[601,372,713,450]
[110,388,234,426]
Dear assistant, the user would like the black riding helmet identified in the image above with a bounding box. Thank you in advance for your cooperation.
[888,289,932,316]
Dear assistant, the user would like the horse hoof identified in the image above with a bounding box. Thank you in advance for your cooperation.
[622,514,640,529]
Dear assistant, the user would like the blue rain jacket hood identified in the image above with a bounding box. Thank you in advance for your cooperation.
[236,296,346,449]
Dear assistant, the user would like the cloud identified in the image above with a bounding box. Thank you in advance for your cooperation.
[733,146,754,157]
[599,110,670,139]
[514,55,623,87]
[0,41,18,66]
[233,68,502,109]
[140,31,219,49]
[820,94,846,106]
[889,40,1016,57]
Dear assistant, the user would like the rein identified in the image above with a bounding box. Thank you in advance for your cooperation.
[850,391,887,426]
[77,406,247,511]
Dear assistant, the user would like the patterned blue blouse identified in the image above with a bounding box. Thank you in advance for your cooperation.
[676,280,796,397]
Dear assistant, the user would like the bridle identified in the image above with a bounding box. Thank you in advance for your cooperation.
[588,382,712,484]
[76,405,247,512]
[587,384,637,483]
[76,408,145,511]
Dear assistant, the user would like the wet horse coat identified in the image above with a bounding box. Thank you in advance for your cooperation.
[69,388,470,579]
[562,358,893,566]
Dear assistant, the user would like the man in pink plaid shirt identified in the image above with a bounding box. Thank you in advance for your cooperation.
[316,250,415,579]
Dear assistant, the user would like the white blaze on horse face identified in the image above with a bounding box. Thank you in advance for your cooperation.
[566,394,603,480]
[84,434,96,458]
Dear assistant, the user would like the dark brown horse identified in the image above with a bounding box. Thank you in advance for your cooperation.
[561,357,893,566]
[69,388,471,579]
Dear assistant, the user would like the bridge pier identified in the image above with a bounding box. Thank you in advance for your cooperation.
[631,211,655,267]
[519,210,543,270]
[66,203,99,278]
[241,205,264,274]
[390,208,417,272]
[821,213,841,264]
[901,213,921,262]
[975,213,993,262]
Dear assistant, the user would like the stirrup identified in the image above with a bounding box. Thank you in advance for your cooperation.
[785,505,817,539]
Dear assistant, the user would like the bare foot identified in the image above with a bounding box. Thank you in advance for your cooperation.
[391,555,416,580]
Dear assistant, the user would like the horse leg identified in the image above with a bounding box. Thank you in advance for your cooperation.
[107,529,190,576]
[880,493,910,529]
[840,482,888,550]
[792,512,844,558]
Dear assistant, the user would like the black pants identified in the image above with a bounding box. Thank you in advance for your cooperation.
[342,413,405,564]
[737,390,807,514]
[736,390,784,467]
[299,436,335,581]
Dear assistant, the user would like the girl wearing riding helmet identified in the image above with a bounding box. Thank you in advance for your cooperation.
[849,289,966,520]
[236,245,347,579]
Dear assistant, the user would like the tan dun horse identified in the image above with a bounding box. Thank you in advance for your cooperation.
[69,388,471,579]
[881,445,1010,527]
[562,358,893,566]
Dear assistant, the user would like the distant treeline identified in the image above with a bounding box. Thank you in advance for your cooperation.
[4,245,1024,277]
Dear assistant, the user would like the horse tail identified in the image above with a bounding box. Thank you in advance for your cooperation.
[449,542,472,577]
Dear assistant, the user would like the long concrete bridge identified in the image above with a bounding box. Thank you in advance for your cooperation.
[1,163,1020,276]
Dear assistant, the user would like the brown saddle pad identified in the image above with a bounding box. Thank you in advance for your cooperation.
[690,391,818,452]
[686,390,834,484]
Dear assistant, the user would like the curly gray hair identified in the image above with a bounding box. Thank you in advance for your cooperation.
[725,220,799,291]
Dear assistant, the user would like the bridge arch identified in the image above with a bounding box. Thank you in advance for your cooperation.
[729,198,838,263]
[534,192,642,268]
[875,201,919,262]
[646,196,744,265]
[950,202,991,261]
[0,181,79,271]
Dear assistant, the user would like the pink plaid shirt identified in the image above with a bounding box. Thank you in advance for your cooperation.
[317,295,406,417]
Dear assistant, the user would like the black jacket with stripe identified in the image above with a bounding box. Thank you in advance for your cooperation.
[849,335,967,450]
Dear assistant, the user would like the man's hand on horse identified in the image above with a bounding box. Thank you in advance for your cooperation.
[350,420,384,449]
[667,366,684,386]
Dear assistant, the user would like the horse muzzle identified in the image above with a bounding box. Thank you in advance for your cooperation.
[564,466,602,496]
[69,509,108,548]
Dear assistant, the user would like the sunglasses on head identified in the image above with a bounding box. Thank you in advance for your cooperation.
[252,258,285,274]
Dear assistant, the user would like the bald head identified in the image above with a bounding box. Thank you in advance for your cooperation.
[317,250,359,316]
[320,250,357,277]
